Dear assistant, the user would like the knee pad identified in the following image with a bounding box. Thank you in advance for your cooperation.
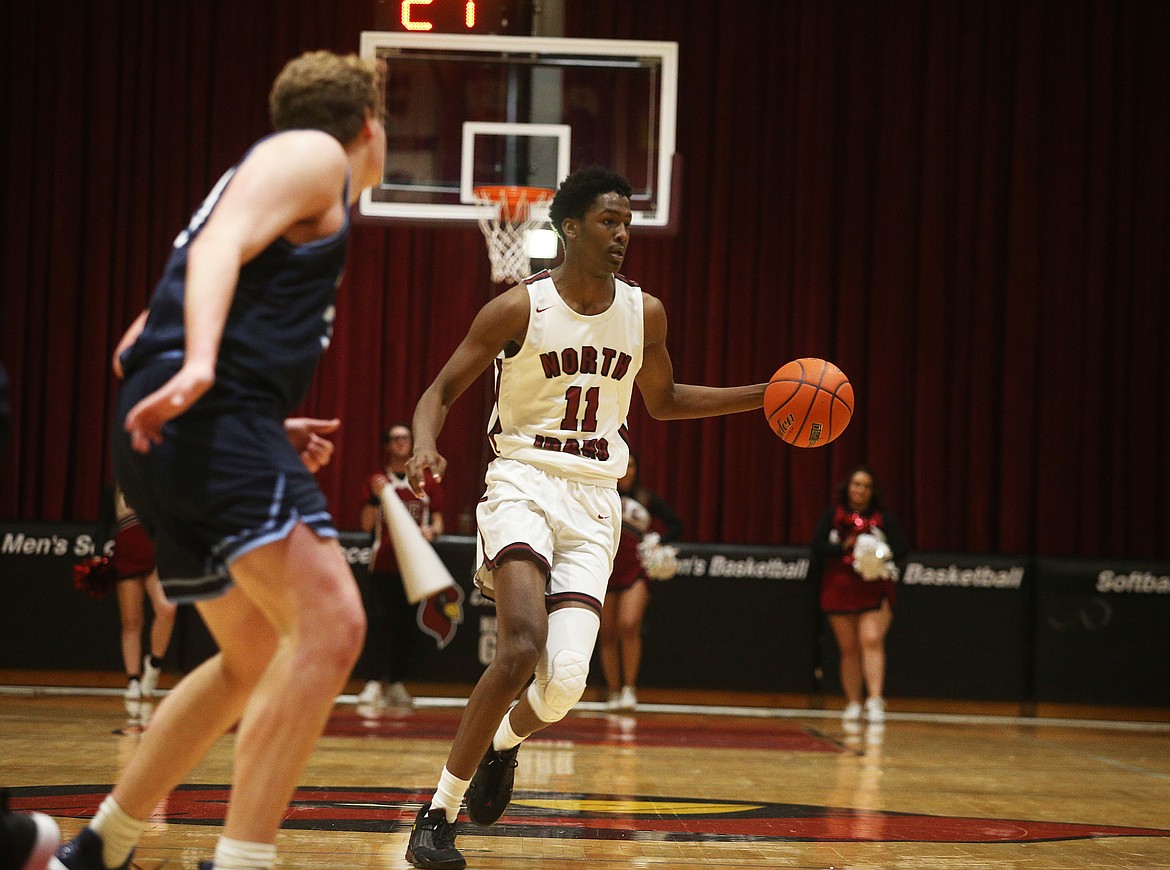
[526,608,599,723]
[527,648,589,723]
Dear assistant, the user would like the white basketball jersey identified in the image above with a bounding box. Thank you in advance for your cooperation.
[487,270,644,486]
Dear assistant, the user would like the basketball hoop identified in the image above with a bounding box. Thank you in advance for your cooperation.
[473,185,556,284]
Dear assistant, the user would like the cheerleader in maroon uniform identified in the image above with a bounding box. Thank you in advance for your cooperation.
[356,424,447,709]
[811,465,908,724]
[107,483,176,705]
[599,453,684,711]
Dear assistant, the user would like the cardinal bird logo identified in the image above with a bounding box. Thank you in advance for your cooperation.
[416,584,465,649]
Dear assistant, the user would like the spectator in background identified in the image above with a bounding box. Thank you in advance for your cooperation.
[811,465,908,725]
[356,423,446,709]
[102,482,177,710]
[598,452,683,711]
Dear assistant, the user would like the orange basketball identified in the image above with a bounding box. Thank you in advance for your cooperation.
[764,358,854,447]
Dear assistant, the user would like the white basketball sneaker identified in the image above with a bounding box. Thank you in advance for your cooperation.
[864,696,887,724]
[357,680,385,707]
[123,678,143,717]
[841,701,863,723]
[386,681,414,709]
[140,656,162,698]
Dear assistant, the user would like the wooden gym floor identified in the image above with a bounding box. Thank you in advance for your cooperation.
[3,676,1169,869]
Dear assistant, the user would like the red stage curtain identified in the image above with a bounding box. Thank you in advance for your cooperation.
[2,0,1167,558]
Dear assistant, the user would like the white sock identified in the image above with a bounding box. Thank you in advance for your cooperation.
[493,711,524,752]
[431,766,471,824]
[91,796,146,869]
[212,835,277,870]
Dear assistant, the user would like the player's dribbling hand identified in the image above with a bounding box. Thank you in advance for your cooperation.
[124,363,214,452]
[284,417,340,473]
[406,448,445,497]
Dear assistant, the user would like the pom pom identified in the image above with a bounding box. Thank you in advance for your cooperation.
[852,531,896,581]
[73,556,118,598]
[637,532,680,581]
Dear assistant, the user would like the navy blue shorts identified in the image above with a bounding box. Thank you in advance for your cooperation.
[112,359,337,603]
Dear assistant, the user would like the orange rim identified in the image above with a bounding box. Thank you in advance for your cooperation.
[473,185,555,222]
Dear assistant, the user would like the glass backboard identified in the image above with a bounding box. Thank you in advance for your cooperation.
[359,32,678,227]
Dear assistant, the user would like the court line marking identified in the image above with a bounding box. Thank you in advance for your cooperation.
[3,684,1167,733]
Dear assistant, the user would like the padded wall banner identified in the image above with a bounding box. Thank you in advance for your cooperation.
[3,522,1165,707]
[430,539,819,692]
[1034,557,1170,706]
[880,553,1032,702]
[0,522,126,670]
[0,528,820,693]
[631,542,818,693]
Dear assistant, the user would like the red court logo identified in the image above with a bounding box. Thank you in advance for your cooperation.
[8,785,1169,844]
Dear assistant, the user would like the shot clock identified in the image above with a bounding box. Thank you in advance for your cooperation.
[387,0,525,34]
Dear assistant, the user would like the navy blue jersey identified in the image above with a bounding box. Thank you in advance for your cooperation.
[122,134,349,416]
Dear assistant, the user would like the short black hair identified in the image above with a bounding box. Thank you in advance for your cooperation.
[549,166,632,243]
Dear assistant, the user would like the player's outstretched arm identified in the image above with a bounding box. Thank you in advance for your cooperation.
[407,285,530,495]
[124,132,348,452]
[635,294,766,420]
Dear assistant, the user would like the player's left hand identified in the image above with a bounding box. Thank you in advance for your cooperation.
[285,417,340,473]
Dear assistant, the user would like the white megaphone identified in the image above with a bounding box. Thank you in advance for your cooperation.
[380,486,457,604]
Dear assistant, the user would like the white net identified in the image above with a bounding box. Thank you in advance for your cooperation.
[474,187,554,284]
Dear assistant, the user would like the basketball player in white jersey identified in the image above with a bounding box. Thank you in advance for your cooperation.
[403,166,768,870]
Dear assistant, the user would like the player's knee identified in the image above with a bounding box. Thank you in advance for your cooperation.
[493,634,544,688]
[494,614,547,682]
[336,602,367,667]
[527,648,590,723]
[309,595,366,673]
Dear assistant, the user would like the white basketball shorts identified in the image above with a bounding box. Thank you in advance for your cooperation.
[474,458,621,611]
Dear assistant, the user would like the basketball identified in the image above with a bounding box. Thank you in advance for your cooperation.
[764,358,854,447]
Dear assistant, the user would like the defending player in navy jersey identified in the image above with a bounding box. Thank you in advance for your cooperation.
[402,166,769,870]
[54,51,386,870]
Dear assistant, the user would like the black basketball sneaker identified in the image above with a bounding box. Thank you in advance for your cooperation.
[465,745,520,826]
